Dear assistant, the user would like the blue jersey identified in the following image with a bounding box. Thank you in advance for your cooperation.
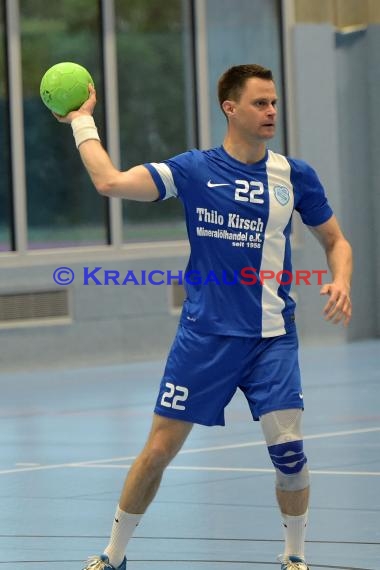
[145,146,333,338]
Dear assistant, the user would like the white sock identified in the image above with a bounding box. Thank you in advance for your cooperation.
[104,506,143,567]
[282,510,308,559]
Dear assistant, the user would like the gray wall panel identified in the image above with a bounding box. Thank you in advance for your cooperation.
[335,29,377,340]
[368,26,380,336]
[292,24,346,344]
[292,24,379,341]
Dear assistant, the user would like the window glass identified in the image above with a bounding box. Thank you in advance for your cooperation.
[20,0,107,249]
[0,0,13,251]
[115,0,192,242]
[207,0,286,153]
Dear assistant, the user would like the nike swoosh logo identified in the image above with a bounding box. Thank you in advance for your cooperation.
[207,180,230,188]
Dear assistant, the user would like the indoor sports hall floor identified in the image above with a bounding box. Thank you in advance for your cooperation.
[1,339,379,569]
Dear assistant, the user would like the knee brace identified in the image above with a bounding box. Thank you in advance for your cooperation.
[261,409,310,492]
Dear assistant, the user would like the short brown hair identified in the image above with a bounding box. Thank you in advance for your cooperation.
[218,64,274,113]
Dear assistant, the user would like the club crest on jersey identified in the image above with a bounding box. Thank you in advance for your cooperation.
[273,185,290,206]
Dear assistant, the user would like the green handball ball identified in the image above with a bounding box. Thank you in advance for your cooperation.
[40,62,94,116]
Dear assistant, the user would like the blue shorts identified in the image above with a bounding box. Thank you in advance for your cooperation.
[154,325,304,426]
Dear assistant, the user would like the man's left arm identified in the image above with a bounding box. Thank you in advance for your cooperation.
[309,215,352,327]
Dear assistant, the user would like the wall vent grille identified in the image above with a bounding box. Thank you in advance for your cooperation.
[0,290,70,325]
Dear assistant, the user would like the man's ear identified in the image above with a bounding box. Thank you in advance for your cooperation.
[222,100,236,118]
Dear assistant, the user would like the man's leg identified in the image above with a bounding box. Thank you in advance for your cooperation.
[118,413,193,512]
[87,414,193,569]
[260,409,310,565]
[276,486,309,567]
[276,486,309,517]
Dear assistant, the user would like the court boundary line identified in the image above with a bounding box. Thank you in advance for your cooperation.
[73,464,380,477]
[1,425,379,476]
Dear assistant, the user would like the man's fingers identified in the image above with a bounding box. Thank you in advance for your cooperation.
[52,111,69,123]
[342,298,352,326]
[323,293,352,325]
[79,84,96,113]
[323,295,339,318]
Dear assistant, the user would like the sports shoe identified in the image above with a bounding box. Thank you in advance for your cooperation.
[278,555,309,569]
[82,554,127,569]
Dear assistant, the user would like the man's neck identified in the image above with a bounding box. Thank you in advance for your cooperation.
[222,136,267,165]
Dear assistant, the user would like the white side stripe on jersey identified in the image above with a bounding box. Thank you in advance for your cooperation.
[261,150,294,337]
[150,162,178,199]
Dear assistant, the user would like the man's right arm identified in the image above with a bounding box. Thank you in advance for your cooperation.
[54,85,160,202]
[75,138,159,202]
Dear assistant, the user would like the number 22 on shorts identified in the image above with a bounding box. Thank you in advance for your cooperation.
[160,382,189,410]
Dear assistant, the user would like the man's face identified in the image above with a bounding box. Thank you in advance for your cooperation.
[224,77,278,141]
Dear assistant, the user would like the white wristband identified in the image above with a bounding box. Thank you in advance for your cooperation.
[71,115,100,148]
